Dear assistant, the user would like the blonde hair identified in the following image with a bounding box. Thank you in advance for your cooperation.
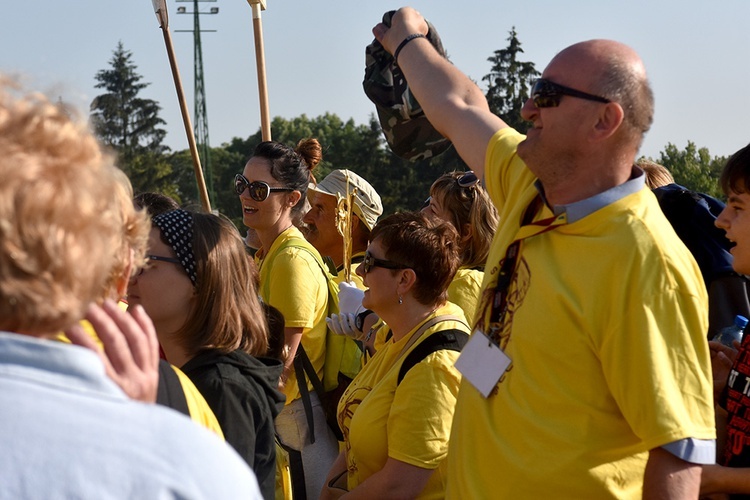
[0,78,147,334]
[430,171,499,269]
[107,168,150,297]
[638,159,674,189]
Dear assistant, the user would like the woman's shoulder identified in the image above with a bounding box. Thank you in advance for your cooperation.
[425,302,471,332]
[268,231,324,267]
[397,304,471,377]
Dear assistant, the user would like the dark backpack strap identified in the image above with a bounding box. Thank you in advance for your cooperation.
[293,344,335,444]
[156,360,190,417]
[293,345,345,443]
[276,435,307,500]
[397,329,469,385]
[322,255,338,276]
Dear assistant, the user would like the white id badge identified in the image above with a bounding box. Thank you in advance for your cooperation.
[455,330,511,398]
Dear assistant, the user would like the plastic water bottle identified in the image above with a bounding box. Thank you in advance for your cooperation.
[713,315,749,348]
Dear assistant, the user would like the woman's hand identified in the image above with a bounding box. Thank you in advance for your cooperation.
[65,300,159,403]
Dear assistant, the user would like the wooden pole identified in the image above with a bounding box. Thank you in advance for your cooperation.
[248,0,271,141]
[152,0,212,213]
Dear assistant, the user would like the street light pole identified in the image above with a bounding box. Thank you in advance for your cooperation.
[176,0,218,204]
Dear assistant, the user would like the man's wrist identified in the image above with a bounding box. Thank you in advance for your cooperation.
[394,33,427,64]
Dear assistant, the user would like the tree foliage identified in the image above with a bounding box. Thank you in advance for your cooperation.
[90,42,171,194]
[482,27,540,133]
[652,141,726,199]
[92,33,730,231]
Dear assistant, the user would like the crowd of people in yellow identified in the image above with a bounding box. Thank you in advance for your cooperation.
[4,6,750,500]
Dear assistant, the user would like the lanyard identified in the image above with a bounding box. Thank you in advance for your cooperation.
[481,195,567,344]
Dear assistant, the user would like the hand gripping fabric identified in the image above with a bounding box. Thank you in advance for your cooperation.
[363,10,453,162]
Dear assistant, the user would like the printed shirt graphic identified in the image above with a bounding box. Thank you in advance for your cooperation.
[722,340,750,468]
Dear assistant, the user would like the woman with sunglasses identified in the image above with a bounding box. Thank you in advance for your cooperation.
[322,212,470,499]
[421,170,498,323]
[238,138,339,499]
[127,209,285,500]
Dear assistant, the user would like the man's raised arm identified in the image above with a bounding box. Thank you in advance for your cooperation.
[372,7,507,178]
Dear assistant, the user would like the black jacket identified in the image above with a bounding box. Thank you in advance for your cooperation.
[182,349,285,500]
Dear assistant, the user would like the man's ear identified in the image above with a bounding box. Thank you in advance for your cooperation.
[591,102,625,142]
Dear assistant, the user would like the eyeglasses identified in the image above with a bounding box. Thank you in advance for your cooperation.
[361,251,409,274]
[531,78,611,108]
[234,174,294,201]
[136,254,182,276]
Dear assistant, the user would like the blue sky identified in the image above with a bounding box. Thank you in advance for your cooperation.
[3,1,748,160]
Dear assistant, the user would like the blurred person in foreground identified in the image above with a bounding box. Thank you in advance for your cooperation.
[0,77,260,498]
[373,7,714,498]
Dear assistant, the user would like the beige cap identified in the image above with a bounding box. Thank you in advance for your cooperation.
[309,169,383,231]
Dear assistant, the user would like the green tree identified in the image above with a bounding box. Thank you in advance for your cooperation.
[655,142,726,198]
[482,27,540,133]
[90,42,173,194]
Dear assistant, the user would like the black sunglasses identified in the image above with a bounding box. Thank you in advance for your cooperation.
[234,174,294,201]
[456,171,479,188]
[531,78,611,108]
[137,254,182,276]
[457,171,480,200]
[361,251,409,274]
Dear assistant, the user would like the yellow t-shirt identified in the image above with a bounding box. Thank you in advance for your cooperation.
[257,226,328,404]
[338,302,468,498]
[171,365,224,439]
[58,306,224,439]
[446,128,715,499]
[446,267,483,325]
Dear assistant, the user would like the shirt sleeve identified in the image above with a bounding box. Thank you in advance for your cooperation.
[599,287,715,449]
[387,350,462,468]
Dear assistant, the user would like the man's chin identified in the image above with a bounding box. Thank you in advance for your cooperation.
[517,137,531,160]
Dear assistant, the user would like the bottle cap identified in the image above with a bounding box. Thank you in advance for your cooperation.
[735,315,749,329]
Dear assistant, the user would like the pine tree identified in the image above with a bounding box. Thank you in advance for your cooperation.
[90,42,172,193]
[482,28,540,133]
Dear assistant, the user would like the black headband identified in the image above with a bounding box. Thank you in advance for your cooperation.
[152,209,198,286]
